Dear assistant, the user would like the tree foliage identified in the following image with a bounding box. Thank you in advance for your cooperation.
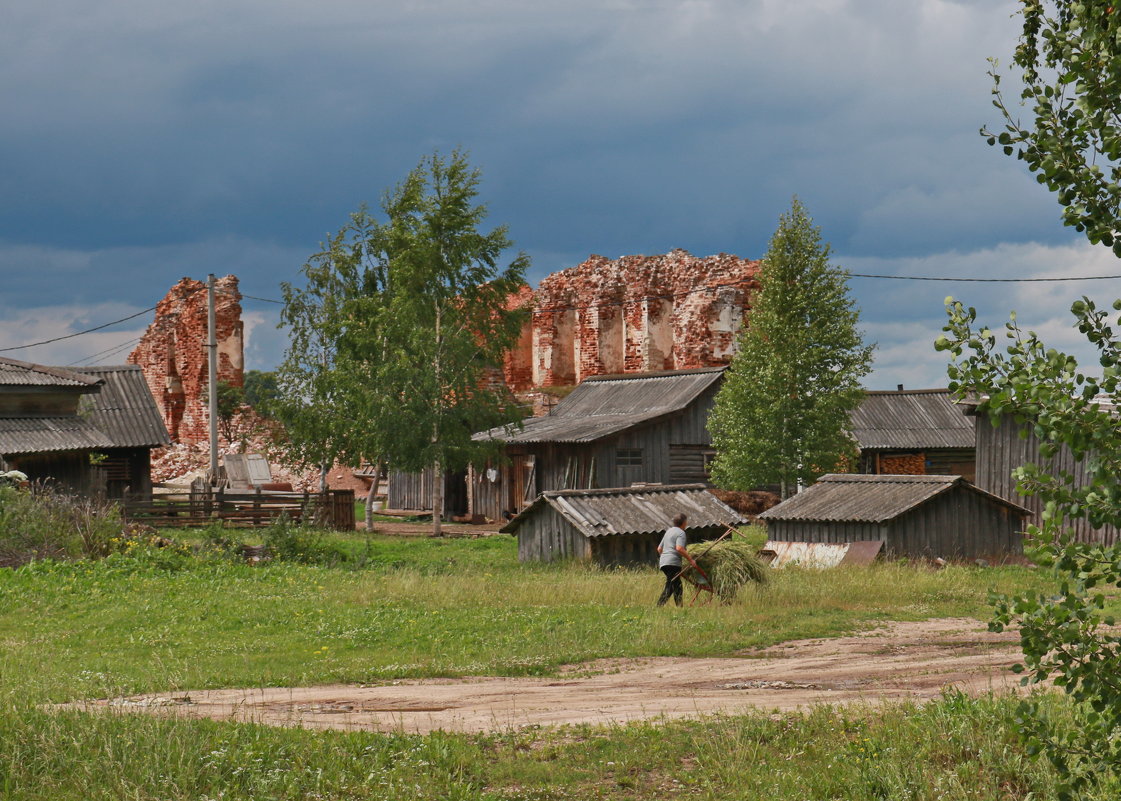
[707,198,873,499]
[985,0,1121,252]
[938,299,1121,799]
[276,151,528,533]
[975,4,1121,795]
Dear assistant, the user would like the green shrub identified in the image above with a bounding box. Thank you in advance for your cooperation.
[262,515,348,565]
[0,484,122,566]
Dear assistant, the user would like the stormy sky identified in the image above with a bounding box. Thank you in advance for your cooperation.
[2,0,1116,389]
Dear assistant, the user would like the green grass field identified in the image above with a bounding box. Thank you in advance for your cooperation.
[0,530,1108,799]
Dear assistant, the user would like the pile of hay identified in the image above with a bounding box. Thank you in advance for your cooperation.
[683,539,769,602]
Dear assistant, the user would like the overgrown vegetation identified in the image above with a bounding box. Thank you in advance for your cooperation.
[0,693,1105,800]
[0,523,1106,798]
[0,484,121,567]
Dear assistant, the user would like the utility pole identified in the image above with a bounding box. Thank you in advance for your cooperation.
[207,274,219,484]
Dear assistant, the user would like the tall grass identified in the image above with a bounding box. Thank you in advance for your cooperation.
[0,531,1085,799]
[0,692,1112,800]
[0,484,121,566]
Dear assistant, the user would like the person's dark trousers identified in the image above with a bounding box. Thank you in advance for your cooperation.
[657,565,683,606]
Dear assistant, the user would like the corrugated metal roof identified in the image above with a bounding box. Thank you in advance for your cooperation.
[477,367,725,444]
[758,473,1029,524]
[75,365,171,448]
[0,356,102,388]
[849,388,974,450]
[501,483,747,538]
[0,416,115,454]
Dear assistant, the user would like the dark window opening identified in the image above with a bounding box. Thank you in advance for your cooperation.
[617,448,643,467]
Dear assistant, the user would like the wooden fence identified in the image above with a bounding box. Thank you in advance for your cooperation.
[120,488,356,531]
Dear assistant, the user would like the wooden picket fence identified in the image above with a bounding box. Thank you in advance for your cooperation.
[120,487,356,531]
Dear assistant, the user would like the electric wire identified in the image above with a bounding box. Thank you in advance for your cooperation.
[0,306,157,354]
[5,270,1121,356]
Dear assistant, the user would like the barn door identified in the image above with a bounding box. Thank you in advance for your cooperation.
[511,455,537,512]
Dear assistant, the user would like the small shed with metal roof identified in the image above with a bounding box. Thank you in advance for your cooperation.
[0,358,169,497]
[850,388,975,480]
[501,483,747,566]
[74,365,171,498]
[758,474,1030,560]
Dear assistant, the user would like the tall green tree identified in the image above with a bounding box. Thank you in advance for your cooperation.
[707,198,873,499]
[277,151,528,534]
[954,3,1121,795]
[985,0,1121,252]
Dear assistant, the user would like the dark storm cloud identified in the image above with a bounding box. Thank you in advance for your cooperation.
[1,0,1089,382]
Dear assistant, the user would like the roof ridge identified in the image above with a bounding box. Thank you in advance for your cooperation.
[0,356,102,387]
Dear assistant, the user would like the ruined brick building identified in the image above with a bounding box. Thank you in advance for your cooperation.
[127,252,756,451]
[128,276,244,445]
[504,249,760,393]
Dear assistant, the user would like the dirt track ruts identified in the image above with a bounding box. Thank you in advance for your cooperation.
[71,618,1030,734]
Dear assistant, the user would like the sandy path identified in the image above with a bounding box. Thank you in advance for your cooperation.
[76,618,1025,734]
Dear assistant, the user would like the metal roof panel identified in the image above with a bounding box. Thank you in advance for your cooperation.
[502,484,747,538]
[850,389,974,450]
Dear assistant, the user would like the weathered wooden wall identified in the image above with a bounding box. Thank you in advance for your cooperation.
[515,505,591,562]
[387,468,468,515]
[974,414,1120,546]
[469,383,720,521]
[764,486,1024,560]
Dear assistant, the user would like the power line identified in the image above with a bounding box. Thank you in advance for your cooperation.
[6,270,1121,356]
[0,306,157,354]
[66,336,143,367]
[849,272,1121,282]
[240,293,284,304]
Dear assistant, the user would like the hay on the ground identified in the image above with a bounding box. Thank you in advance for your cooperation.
[683,538,769,601]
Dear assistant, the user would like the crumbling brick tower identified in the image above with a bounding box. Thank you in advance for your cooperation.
[507,250,760,389]
[128,276,244,445]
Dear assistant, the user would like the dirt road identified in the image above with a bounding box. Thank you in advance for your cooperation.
[80,618,1026,734]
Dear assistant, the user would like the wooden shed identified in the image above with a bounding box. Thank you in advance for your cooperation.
[967,402,1121,545]
[758,474,1029,560]
[470,367,725,521]
[0,359,170,498]
[501,483,746,566]
[74,365,171,499]
[850,388,976,480]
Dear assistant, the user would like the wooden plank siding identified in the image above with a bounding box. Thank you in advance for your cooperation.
[515,505,591,562]
[387,468,468,515]
[465,382,720,521]
[764,485,1024,559]
[974,414,1121,546]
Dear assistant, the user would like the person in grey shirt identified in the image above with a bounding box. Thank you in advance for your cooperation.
[656,513,699,606]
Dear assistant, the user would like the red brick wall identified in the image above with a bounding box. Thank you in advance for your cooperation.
[504,250,760,392]
[128,276,244,445]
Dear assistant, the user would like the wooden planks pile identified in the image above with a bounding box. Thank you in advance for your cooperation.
[120,488,355,530]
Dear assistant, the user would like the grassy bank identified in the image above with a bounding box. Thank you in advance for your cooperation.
[0,531,1099,799]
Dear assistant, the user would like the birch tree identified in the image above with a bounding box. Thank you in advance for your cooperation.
[278,151,528,534]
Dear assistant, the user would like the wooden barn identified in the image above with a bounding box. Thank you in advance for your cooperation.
[758,474,1029,560]
[967,401,1121,545]
[74,365,171,499]
[850,388,975,480]
[501,483,746,566]
[468,367,725,521]
[0,358,169,499]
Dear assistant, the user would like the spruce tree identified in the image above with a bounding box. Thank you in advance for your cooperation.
[708,198,873,498]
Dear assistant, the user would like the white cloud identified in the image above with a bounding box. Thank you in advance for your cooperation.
[845,239,1121,389]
